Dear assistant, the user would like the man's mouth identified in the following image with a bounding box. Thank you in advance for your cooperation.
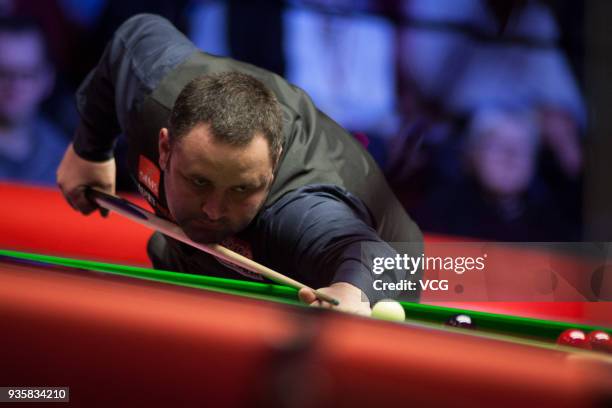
[191,219,224,230]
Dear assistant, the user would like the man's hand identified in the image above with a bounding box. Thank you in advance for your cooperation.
[56,143,116,216]
[298,282,371,316]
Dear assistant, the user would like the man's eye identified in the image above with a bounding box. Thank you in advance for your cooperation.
[233,186,248,193]
[192,178,209,187]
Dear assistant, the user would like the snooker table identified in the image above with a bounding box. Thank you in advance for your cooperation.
[1,249,611,407]
[2,182,612,406]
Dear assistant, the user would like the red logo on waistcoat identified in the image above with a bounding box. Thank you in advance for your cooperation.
[217,237,261,281]
[138,155,160,197]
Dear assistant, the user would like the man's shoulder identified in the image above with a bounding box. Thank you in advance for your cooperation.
[260,183,373,225]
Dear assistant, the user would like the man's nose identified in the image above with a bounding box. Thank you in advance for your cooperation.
[201,193,225,221]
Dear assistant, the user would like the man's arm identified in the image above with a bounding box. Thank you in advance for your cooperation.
[255,185,414,315]
[57,14,196,213]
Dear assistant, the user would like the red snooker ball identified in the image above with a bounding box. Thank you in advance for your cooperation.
[586,330,612,353]
[556,329,590,349]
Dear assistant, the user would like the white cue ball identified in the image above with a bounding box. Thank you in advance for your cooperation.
[371,299,405,322]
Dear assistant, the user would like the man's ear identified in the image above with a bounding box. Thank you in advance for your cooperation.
[272,146,283,172]
[159,128,171,170]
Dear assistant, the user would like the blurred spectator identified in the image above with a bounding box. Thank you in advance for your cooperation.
[283,0,400,146]
[0,0,88,135]
[0,0,81,73]
[396,0,585,179]
[413,106,578,241]
[0,17,68,185]
[187,0,284,75]
[187,0,230,57]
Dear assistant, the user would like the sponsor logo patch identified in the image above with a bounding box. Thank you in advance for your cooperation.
[138,155,160,197]
[217,237,262,281]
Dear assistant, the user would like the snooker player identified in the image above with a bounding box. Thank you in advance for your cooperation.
[56,14,422,315]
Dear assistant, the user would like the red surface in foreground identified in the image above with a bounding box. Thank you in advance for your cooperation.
[2,260,611,408]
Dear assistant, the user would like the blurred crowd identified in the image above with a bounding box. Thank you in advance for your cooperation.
[0,0,586,241]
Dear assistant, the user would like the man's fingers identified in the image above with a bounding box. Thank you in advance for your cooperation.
[299,288,342,310]
[58,184,89,214]
[298,287,317,304]
[70,192,97,214]
[55,143,117,216]
[65,185,111,215]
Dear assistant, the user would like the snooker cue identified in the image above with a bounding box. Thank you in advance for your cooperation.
[85,188,340,306]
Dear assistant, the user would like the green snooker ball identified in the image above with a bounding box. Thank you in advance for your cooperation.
[371,299,406,322]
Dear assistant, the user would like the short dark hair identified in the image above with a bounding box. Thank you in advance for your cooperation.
[168,71,283,163]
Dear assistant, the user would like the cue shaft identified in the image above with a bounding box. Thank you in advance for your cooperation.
[86,188,340,306]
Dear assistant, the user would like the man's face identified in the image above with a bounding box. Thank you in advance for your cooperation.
[159,124,275,244]
[0,31,52,125]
